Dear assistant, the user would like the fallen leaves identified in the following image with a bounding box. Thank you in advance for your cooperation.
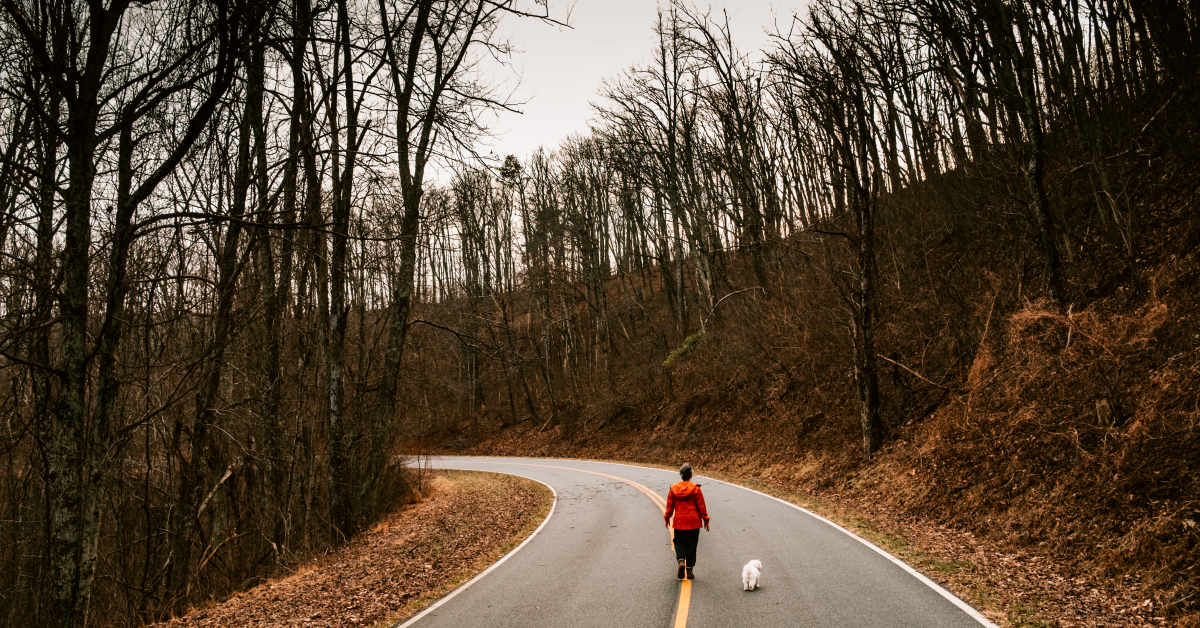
[156,471,551,627]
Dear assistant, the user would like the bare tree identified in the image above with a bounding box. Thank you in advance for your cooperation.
[0,0,261,620]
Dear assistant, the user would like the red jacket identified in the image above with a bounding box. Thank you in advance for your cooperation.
[664,481,709,530]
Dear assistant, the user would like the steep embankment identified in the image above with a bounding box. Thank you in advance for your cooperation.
[410,97,1200,624]
[458,269,1198,624]
[159,471,552,627]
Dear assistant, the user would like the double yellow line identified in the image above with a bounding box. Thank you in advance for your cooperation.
[527,464,692,628]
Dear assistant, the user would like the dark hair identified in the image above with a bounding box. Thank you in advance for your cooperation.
[680,463,693,481]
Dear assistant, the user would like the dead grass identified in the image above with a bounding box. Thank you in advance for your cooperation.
[456,453,1171,626]
[398,91,1200,626]
[437,237,1200,624]
[154,470,552,628]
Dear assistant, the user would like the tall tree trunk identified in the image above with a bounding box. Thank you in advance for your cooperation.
[383,185,422,404]
[45,8,119,620]
[180,42,258,595]
[854,190,884,456]
[328,0,358,534]
[1014,9,1067,303]
[259,0,310,546]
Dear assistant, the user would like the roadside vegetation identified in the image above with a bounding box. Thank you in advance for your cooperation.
[402,3,1199,624]
[159,471,552,627]
[2,0,1196,625]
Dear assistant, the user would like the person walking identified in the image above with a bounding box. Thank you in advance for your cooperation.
[663,463,710,580]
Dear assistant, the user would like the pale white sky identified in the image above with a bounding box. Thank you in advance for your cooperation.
[475,0,798,161]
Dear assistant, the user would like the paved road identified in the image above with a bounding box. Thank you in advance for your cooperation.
[399,457,992,628]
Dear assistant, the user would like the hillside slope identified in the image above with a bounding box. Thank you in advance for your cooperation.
[405,93,1200,623]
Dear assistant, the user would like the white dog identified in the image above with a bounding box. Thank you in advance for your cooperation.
[741,559,763,591]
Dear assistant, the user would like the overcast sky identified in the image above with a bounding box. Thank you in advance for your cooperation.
[473,0,796,162]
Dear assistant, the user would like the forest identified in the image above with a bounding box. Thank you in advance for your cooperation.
[0,0,1197,624]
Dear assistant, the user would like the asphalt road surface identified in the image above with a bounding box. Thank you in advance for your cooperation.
[398,456,993,628]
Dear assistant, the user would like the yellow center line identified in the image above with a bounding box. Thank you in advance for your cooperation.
[514,463,692,628]
[674,579,692,628]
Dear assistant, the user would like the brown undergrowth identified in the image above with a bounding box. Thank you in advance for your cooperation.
[445,264,1198,623]
[400,92,1200,625]
[590,457,1170,625]
[154,471,552,627]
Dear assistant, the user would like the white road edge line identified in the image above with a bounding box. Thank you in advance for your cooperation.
[704,476,997,628]
[393,472,558,628]
[547,457,997,628]
[414,456,996,627]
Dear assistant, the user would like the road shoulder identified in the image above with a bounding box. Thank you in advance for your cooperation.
[595,458,1157,626]
[157,470,553,627]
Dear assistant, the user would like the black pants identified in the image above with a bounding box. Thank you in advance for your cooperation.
[673,528,700,567]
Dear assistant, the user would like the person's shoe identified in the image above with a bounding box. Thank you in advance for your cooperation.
[686,567,695,580]
[677,559,686,579]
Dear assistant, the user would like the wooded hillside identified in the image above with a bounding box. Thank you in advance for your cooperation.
[1,0,1196,624]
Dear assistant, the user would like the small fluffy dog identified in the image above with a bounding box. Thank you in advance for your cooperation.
[741,559,763,591]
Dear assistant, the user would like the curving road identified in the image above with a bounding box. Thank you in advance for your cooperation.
[398,457,993,628]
